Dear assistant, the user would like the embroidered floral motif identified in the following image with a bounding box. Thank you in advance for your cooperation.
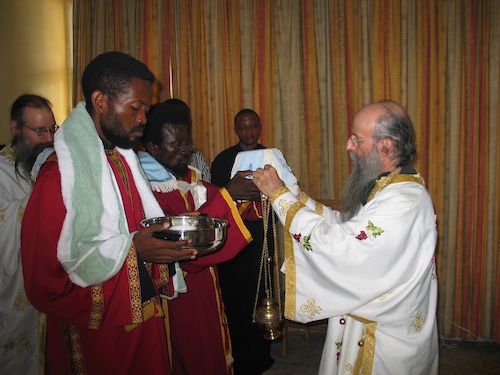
[300,298,322,319]
[14,292,30,311]
[411,312,425,333]
[3,331,32,359]
[67,324,85,373]
[345,363,354,374]
[355,220,384,241]
[126,249,142,323]
[89,284,103,329]
[17,205,25,223]
[336,341,342,364]
[302,235,312,251]
[378,289,393,301]
[292,233,313,251]
[355,231,368,240]
[278,199,293,216]
[0,146,15,163]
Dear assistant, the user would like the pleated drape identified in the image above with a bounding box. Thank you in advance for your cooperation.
[72,0,500,342]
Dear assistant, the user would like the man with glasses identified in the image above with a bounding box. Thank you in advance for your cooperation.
[164,98,213,182]
[252,100,439,375]
[139,99,260,375]
[0,94,56,374]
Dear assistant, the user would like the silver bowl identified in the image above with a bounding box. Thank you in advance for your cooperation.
[140,216,228,256]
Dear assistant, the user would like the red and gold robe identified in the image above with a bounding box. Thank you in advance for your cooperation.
[22,150,171,375]
[153,168,252,375]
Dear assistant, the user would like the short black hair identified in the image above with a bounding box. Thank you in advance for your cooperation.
[82,51,155,110]
[234,108,260,126]
[143,99,191,146]
[10,94,52,128]
[164,98,192,127]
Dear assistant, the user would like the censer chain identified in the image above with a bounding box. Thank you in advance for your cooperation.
[252,194,282,323]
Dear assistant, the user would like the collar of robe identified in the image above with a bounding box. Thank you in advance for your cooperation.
[363,165,425,205]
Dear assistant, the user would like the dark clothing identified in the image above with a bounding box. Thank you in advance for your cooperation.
[211,143,266,187]
[211,143,275,375]
[361,165,418,205]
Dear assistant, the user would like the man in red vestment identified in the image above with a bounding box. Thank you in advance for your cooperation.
[21,52,197,374]
[139,100,262,374]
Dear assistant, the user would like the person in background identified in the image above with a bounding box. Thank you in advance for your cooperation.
[211,109,275,375]
[165,98,212,182]
[139,99,262,374]
[21,51,197,375]
[0,94,56,374]
[252,100,438,375]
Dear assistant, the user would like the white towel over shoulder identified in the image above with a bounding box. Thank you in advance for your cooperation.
[54,102,163,287]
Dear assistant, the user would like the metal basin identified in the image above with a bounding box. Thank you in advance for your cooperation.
[140,216,228,256]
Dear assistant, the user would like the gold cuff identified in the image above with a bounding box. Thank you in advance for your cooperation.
[269,186,290,204]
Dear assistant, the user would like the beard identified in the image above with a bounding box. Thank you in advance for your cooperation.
[101,108,144,149]
[166,157,191,178]
[13,134,53,176]
[340,147,383,222]
[168,162,190,179]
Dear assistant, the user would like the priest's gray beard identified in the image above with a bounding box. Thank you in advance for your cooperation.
[340,147,383,222]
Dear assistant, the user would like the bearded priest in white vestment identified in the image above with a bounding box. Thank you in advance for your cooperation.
[252,100,438,375]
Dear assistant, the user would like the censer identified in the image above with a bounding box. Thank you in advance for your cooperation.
[252,194,282,340]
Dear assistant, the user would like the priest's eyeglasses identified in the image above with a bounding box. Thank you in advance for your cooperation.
[349,136,368,145]
[24,124,59,136]
[349,135,387,144]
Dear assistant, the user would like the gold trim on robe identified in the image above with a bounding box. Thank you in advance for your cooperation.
[348,314,378,375]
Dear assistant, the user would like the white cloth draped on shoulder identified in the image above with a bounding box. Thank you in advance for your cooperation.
[51,102,164,287]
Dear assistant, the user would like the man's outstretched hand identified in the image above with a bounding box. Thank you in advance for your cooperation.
[225,170,262,201]
[134,223,198,263]
[252,165,285,197]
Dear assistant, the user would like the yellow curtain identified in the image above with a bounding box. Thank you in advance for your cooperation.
[73,0,500,342]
